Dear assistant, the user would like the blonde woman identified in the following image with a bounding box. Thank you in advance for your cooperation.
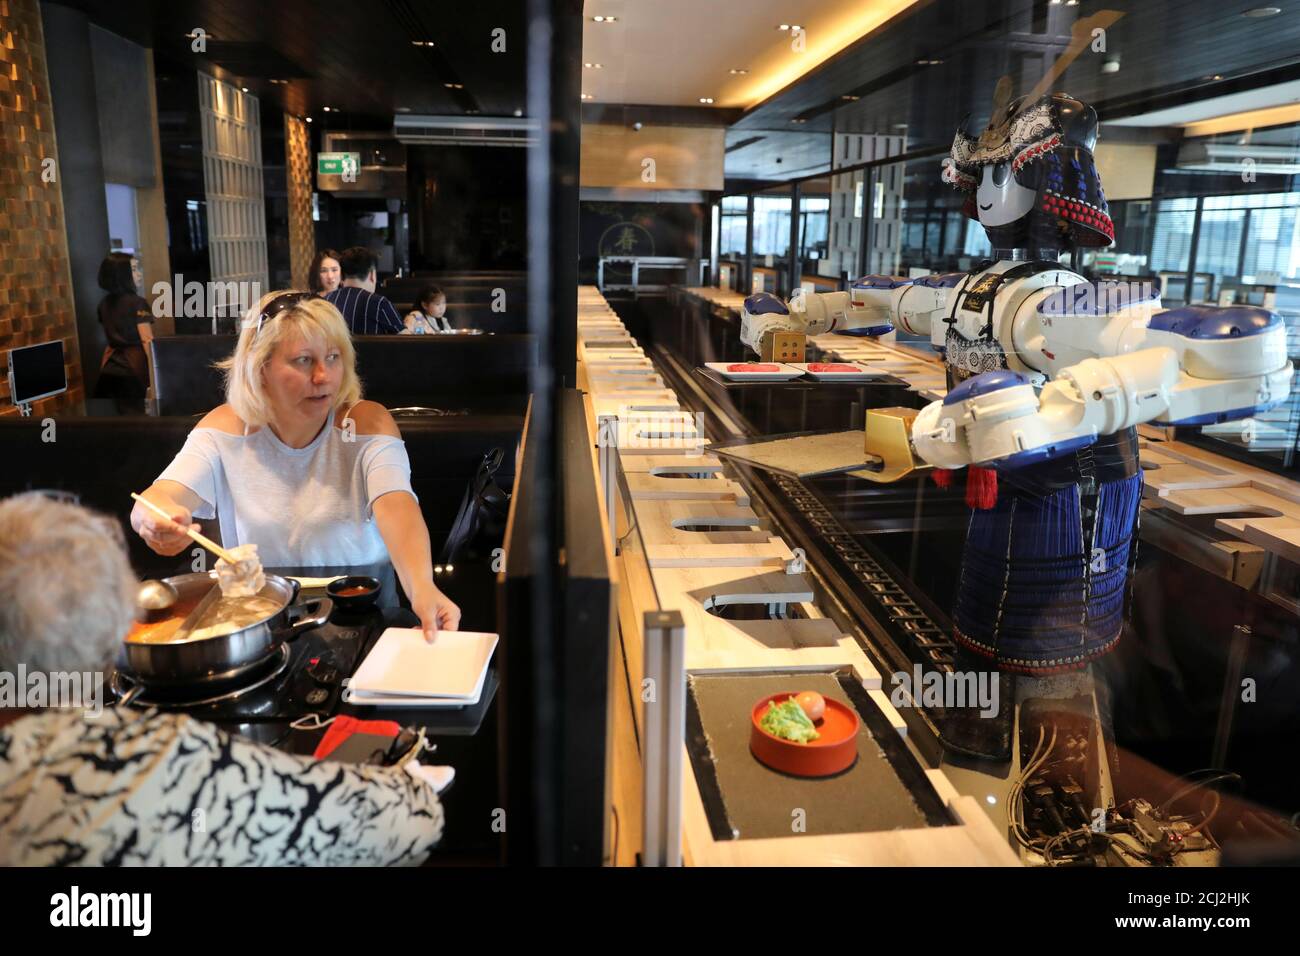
[130,291,461,638]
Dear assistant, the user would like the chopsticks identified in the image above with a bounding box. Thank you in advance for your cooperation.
[131,492,239,565]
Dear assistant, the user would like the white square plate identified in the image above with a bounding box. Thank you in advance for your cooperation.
[349,628,498,699]
[704,362,804,382]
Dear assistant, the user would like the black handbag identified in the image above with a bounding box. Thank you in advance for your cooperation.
[439,447,511,565]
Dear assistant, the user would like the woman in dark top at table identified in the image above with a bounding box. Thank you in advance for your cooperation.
[93,253,154,413]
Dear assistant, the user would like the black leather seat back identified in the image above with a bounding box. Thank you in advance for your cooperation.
[152,334,537,416]
[0,413,523,578]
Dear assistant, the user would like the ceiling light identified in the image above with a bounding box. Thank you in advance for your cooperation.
[729,68,749,75]
[584,63,603,69]
[581,93,594,100]
[1242,6,1282,16]
[791,25,802,31]
[395,106,412,112]
[513,108,523,117]
[591,15,617,22]
[444,83,464,90]
[1205,74,1224,80]
[240,86,248,92]
[322,106,331,112]
[1066,0,1079,5]
[411,40,435,46]
[1101,59,1120,73]
[269,78,288,85]
[791,117,807,124]
[778,23,790,30]
[699,97,715,104]
[842,94,860,101]
[305,116,313,123]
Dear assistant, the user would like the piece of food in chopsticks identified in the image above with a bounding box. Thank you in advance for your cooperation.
[215,543,265,597]
[759,696,820,744]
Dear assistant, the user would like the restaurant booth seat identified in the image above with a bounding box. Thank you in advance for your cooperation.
[151,334,537,417]
[0,413,522,581]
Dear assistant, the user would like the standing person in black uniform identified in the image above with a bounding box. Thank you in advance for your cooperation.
[92,253,154,414]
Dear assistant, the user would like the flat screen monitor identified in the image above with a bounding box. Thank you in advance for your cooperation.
[8,340,67,406]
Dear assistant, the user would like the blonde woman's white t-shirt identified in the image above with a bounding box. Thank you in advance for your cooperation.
[157,419,414,567]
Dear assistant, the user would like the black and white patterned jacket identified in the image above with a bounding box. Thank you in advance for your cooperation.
[0,709,444,866]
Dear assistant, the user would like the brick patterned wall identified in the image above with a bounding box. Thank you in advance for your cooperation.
[0,0,83,415]
[284,113,313,290]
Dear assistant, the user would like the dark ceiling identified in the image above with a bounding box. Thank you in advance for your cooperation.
[725,0,1300,184]
[51,0,528,124]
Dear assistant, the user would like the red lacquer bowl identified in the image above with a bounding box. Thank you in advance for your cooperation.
[749,692,861,777]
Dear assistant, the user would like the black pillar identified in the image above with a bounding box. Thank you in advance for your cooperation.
[41,2,113,402]
[744,194,755,295]
[788,181,802,296]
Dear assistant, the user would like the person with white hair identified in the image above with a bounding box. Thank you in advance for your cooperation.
[129,290,460,641]
[0,491,445,866]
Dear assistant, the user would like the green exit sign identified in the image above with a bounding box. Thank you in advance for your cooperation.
[318,152,360,175]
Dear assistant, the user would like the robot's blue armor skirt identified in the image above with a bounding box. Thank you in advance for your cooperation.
[951,428,1144,674]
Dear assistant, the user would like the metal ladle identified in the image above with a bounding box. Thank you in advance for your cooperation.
[136,579,179,622]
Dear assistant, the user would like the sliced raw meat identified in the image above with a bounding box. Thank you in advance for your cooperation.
[727,363,781,373]
[808,363,862,373]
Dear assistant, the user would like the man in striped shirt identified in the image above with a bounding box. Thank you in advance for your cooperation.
[324,247,405,334]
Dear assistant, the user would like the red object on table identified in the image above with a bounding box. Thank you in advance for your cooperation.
[749,692,860,777]
[807,363,861,373]
[313,715,403,760]
[727,363,781,372]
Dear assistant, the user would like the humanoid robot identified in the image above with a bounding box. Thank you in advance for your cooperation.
[739,92,1293,759]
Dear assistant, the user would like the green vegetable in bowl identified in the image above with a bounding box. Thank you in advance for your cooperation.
[760,697,820,744]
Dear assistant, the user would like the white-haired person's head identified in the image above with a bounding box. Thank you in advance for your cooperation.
[217,290,362,429]
[0,492,137,675]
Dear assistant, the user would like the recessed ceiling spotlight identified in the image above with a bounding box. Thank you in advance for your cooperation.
[269,78,288,85]
[395,106,412,112]
[729,68,750,75]
[1066,0,1078,6]
[581,93,594,100]
[466,108,480,115]
[411,40,436,46]
[1205,73,1224,80]
[791,24,802,30]
[591,15,617,22]
[1101,58,1120,73]
[322,106,331,112]
[842,94,860,101]
[305,116,313,123]
[241,86,249,92]
[699,97,715,104]
[778,23,790,30]
[584,63,603,69]
[791,117,807,123]
[513,108,523,117]
[444,82,464,90]
[1242,6,1282,16]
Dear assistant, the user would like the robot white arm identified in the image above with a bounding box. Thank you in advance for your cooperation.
[913,284,1294,469]
[738,275,909,354]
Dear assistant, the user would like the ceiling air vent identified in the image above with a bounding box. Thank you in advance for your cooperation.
[393,114,537,147]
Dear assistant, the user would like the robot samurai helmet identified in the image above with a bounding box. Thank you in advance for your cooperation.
[944,87,1114,252]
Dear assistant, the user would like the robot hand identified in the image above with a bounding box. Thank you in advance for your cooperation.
[740,292,801,354]
[912,337,1295,470]
[912,369,1100,471]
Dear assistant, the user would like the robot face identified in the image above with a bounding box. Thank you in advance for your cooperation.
[975,161,1035,228]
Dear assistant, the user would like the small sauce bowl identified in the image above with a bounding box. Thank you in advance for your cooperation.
[326,575,381,610]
